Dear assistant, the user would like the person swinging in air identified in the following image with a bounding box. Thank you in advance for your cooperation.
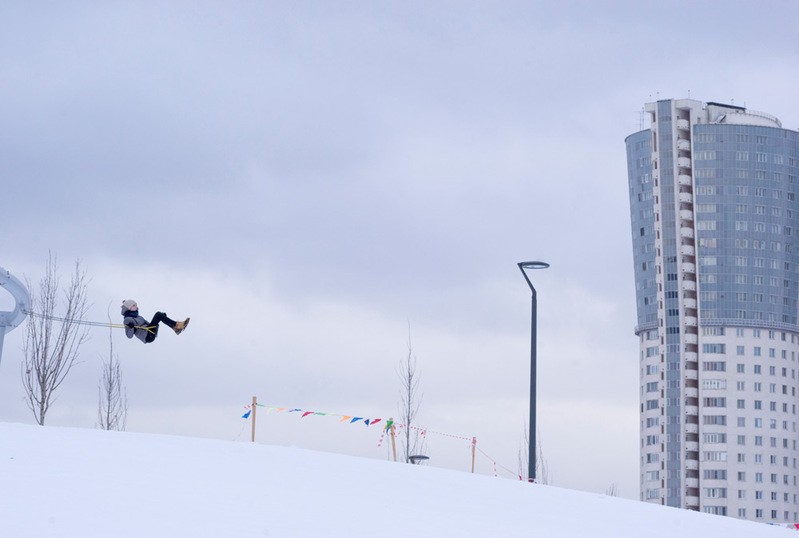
[121,299,189,344]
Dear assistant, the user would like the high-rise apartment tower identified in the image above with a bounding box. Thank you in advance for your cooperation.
[626,99,799,522]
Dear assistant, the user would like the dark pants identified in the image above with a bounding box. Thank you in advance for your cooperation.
[145,311,176,343]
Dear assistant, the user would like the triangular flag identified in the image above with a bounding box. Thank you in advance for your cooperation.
[350,417,363,424]
[364,419,371,426]
[289,409,302,413]
[242,410,251,419]
[340,416,352,423]
[371,419,381,426]
[302,411,314,418]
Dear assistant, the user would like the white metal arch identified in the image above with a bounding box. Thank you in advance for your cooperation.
[0,266,30,368]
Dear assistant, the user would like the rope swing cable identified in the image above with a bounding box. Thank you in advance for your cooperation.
[23,309,155,333]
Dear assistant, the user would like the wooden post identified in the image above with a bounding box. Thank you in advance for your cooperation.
[389,418,397,462]
[251,396,257,443]
[471,437,477,473]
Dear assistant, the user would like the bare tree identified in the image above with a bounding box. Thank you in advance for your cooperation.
[97,319,127,431]
[397,324,424,462]
[22,255,90,425]
[518,421,550,484]
[605,483,619,497]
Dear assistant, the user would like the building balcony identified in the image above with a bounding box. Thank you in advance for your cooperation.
[680,227,694,239]
[678,192,693,204]
[677,139,691,151]
[677,157,692,169]
[684,332,698,345]
[683,297,697,310]
[677,119,690,131]
[685,422,698,435]
[678,173,692,186]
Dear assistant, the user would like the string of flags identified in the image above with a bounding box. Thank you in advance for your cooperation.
[239,400,522,480]
[241,403,394,432]
[241,403,475,442]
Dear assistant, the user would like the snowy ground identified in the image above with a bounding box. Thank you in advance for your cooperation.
[0,422,794,538]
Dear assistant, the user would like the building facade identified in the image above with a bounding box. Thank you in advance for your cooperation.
[626,99,799,522]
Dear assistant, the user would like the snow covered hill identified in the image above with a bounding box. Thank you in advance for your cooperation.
[0,422,794,537]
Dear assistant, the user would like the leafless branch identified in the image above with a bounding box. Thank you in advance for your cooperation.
[97,313,127,431]
[21,254,90,425]
[397,323,424,462]
[518,421,550,484]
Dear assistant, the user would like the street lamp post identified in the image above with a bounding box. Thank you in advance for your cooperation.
[517,261,549,483]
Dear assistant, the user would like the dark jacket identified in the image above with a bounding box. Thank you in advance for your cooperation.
[122,307,154,344]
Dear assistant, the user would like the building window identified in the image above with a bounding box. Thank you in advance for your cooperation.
[704,451,727,461]
[704,469,727,479]
[703,432,727,443]
[703,379,726,390]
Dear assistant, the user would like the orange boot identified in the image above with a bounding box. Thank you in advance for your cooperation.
[174,317,190,335]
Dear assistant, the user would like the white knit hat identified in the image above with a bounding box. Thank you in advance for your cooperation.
[122,299,138,311]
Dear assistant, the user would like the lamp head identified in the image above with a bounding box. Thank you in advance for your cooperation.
[518,261,550,271]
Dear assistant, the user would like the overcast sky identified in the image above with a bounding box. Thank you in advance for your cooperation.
[2,1,798,498]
